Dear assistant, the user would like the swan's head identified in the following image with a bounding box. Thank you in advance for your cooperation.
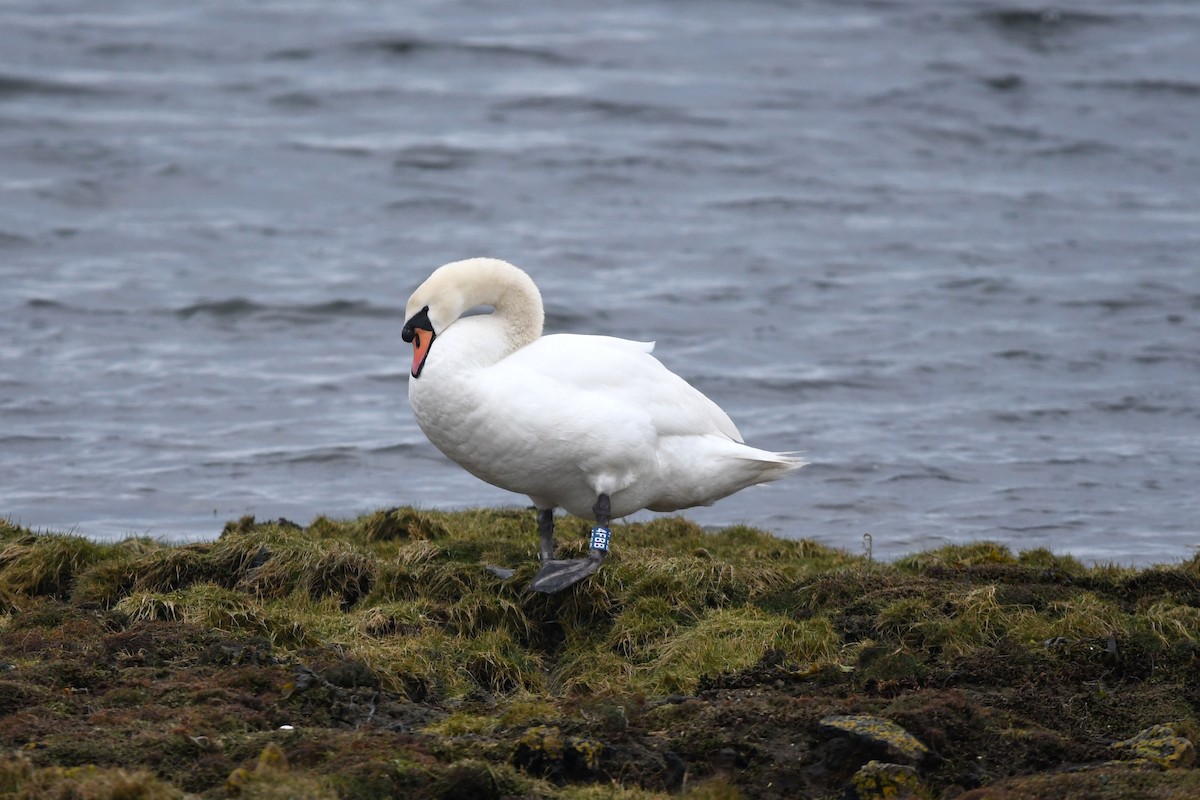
[401,304,436,379]
[402,258,544,378]
[402,280,459,380]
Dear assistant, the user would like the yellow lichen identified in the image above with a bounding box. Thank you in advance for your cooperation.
[851,760,930,799]
[1111,724,1197,769]
[820,715,930,764]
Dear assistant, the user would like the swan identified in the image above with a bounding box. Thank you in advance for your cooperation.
[402,258,803,592]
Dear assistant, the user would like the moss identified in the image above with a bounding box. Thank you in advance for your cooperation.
[855,645,929,691]
[555,786,670,800]
[512,725,604,782]
[226,742,337,799]
[956,766,1200,799]
[677,777,745,799]
[423,711,502,737]
[0,754,181,799]
[432,758,512,799]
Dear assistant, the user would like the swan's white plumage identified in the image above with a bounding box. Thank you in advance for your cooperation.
[404,258,803,520]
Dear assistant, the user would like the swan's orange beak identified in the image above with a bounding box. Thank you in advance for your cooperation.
[402,306,435,378]
[408,327,434,378]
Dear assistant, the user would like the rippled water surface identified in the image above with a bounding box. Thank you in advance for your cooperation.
[2,1,1198,563]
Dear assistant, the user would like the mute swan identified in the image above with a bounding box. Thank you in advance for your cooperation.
[402,258,803,592]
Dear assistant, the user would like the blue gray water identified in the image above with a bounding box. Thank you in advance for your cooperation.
[2,1,1198,564]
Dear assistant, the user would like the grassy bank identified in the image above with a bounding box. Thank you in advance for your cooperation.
[0,510,1197,798]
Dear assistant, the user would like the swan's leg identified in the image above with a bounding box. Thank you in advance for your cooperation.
[528,493,610,594]
[588,494,611,560]
[538,508,556,562]
[487,506,556,581]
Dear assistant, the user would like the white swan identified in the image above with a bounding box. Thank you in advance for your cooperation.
[402,258,803,592]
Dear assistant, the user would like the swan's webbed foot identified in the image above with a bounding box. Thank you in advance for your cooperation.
[529,550,606,593]
[527,494,612,594]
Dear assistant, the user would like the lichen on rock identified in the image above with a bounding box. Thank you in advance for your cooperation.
[1110,723,1196,770]
[851,760,931,800]
[819,714,931,765]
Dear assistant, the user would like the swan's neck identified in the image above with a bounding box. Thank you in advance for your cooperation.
[481,267,543,354]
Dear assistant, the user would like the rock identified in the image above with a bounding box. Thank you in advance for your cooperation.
[850,760,931,800]
[819,714,931,766]
[1110,723,1196,769]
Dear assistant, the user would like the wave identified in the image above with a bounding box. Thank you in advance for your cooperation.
[393,144,475,171]
[1058,296,1157,313]
[991,408,1073,423]
[173,298,394,322]
[0,434,68,446]
[287,138,478,168]
[496,95,713,126]
[22,298,130,317]
[384,196,479,215]
[269,91,322,109]
[992,349,1050,362]
[711,196,870,214]
[883,468,974,484]
[997,520,1086,533]
[346,36,578,66]
[1070,79,1200,97]
[0,73,102,97]
[706,374,886,394]
[0,231,34,248]
[976,7,1119,35]
[202,441,427,467]
[24,294,401,326]
[937,277,1018,294]
[1091,397,1172,414]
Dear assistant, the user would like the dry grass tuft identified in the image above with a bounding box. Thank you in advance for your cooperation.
[0,533,115,599]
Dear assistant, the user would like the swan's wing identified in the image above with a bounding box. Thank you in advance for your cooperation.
[496,334,744,443]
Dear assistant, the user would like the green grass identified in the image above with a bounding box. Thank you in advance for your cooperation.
[4,514,1198,703]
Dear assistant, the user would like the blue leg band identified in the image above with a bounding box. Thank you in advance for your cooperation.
[589,526,610,552]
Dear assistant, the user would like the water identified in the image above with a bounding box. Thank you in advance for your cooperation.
[2,1,1198,564]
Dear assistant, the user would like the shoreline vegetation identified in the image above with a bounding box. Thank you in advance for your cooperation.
[0,509,1197,799]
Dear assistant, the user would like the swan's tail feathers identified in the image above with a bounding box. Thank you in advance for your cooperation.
[646,436,805,513]
[738,448,807,485]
